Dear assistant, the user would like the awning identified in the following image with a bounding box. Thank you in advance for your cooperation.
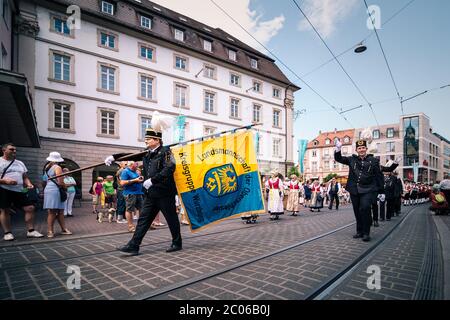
[0,69,40,147]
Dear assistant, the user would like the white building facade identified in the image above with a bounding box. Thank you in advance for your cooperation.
[17,0,299,195]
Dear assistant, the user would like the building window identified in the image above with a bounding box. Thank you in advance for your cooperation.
[324,160,330,170]
[203,64,216,79]
[230,98,240,119]
[139,115,152,140]
[204,126,216,136]
[51,52,71,82]
[98,30,118,50]
[256,135,262,155]
[228,49,237,61]
[204,91,215,113]
[273,109,281,127]
[273,88,280,98]
[174,83,188,108]
[253,104,261,123]
[203,39,212,52]
[139,43,155,61]
[343,136,350,143]
[50,100,73,132]
[250,58,258,69]
[51,16,71,36]
[98,63,118,93]
[387,128,395,138]
[140,16,152,29]
[174,55,188,71]
[174,28,184,41]
[230,73,240,86]
[312,161,318,173]
[253,80,262,93]
[373,129,380,139]
[342,147,348,154]
[273,139,281,157]
[324,149,329,156]
[312,150,317,157]
[386,141,395,152]
[139,74,155,100]
[325,139,331,145]
[98,109,117,136]
[101,1,114,15]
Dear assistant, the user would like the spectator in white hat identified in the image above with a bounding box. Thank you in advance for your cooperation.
[43,152,72,238]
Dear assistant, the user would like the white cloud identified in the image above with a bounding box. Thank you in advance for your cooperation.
[150,0,285,52]
[298,0,359,38]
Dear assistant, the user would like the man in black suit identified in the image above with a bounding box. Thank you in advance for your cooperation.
[334,138,384,242]
[105,128,182,255]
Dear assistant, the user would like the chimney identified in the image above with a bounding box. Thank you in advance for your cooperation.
[334,128,337,133]
[319,130,322,134]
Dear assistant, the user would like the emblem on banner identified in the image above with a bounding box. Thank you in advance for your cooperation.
[204,164,238,197]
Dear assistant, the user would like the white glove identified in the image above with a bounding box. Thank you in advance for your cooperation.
[378,194,385,202]
[143,178,152,190]
[104,155,115,166]
[334,139,342,153]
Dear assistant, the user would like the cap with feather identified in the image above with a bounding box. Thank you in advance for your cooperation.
[145,111,173,139]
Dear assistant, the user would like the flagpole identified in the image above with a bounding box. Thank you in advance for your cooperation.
[50,123,263,179]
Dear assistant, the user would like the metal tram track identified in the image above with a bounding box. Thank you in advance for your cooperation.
[0,209,341,270]
[133,205,420,300]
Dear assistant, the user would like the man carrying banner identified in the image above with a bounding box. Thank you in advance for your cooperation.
[104,128,182,255]
[334,135,384,242]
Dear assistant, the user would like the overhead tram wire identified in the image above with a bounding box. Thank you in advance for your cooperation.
[363,0,403,114]
[291,0,379,126]
[208,0,355,128]
[300,0,417,78]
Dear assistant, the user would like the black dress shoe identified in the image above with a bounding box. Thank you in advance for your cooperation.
[380,218,385,221]
[117,244,139,256]
[166,245,182,253]
[373,221,379,227]
[362,235,371,242]
[353,233,363,239]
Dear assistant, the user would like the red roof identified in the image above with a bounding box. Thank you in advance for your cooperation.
[307,129,354,149]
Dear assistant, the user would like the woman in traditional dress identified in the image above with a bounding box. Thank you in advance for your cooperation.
[286,175,301,216]
[265,172,284,220]
[309,180,324,212]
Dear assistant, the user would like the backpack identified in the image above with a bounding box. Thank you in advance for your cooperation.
[435,194,446,204]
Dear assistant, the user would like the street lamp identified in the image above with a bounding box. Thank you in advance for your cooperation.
[354,42,367,53]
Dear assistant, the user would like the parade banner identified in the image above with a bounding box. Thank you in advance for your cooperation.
[171,130,265,232]
[297,139,308,173]
[173,115,186,143]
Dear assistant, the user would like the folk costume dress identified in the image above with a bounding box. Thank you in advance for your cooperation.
[266,178,284,216]
[310,184,324,210]
[286,180,301,213]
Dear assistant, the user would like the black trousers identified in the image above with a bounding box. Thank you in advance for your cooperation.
[379,200,386,220]
[394,196,402,214]
[386,198,395,219]
[350,192,377,236]
[129,195,182,248]
[328,193,339,210]
[371,200,378,222]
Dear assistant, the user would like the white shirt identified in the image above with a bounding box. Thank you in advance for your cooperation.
[0,158,28,192]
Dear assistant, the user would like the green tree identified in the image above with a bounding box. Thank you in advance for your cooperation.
[288,166,300,178]
[323,173,338,183]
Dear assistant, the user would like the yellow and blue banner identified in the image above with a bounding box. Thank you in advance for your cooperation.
[171,130,265,232]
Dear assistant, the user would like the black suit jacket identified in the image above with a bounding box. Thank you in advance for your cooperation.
[334,151,384,196]
[113,145,177,198]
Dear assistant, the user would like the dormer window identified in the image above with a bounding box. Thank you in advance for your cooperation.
[313,141,319,147]
[140,16,152,29]
[325,139,331,145]
[203,39,212,52]
[101,1,114,15]
[343,136,350,143]
[174,28,184,42]
[228,49,237,61]
[373,129,380,139]
[250,58,258,69]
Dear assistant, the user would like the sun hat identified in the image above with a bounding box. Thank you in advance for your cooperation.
[46,151,64,163]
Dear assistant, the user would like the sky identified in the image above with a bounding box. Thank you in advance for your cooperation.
[150,0,450,150]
